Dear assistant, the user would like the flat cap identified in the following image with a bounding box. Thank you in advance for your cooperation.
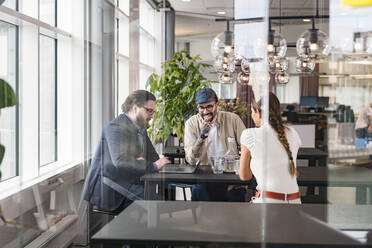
[196,87,218,104]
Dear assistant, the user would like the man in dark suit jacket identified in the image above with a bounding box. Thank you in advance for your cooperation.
[83,90,170,213]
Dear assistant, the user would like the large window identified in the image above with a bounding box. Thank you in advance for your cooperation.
[2,0,17,10]
[0,0,85,193]
[39,35,57,166]
[114,0,162,114]
[40,0,56,26]
[115,4,130,115]
[139,0,162,89]
[0,21,17,182]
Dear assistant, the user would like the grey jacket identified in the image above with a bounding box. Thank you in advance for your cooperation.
[83,114,159,211]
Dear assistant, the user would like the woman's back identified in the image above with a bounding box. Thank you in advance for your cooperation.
[241,123,301,193]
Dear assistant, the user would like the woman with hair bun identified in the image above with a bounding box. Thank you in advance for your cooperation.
[239,92,302,204]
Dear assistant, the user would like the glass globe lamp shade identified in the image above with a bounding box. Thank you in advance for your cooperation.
[296,29,329,59]
[240,57,251,74]
[267,30,287,58]
[214,55,225,73]
[211,31,234,58]
[234,53,243,66]
[220,58,235,73]
[218,72,234,84]
[275,71,290,85]
[237,72,250,86]
[295,55,315,72]
[269,57,288,73]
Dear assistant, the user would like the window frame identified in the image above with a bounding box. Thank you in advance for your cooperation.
[0,1,78,196]
[38,33,58,167]
[0,20,19,183]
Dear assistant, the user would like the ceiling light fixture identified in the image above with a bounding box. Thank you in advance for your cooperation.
[182,0,191,2]
[211,20,236,84]
[303,18,311,22]
[267,1,290,85]
[275,71,289,85]
[296,55,315,73]
[217,11,226,15]
[296,18,329,60]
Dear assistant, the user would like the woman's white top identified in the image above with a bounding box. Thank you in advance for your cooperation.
[240,123,302,193]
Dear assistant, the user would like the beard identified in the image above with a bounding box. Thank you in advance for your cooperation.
[201,109,217,123]
[135,114,150,128]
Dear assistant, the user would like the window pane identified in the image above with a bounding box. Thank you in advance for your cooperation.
[0,21,17,181]
[139,32,154,66]
[39,35,56,166]
[118,58,129,112]
[139,65,153,90]
[139,0,154,35]
[2,0,17,10]
[118,17,129,56]
[118,0,130,16]
[40,0,56,26]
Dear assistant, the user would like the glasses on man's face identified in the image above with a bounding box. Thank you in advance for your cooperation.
[198,104,215,112]
[143,106,156,115]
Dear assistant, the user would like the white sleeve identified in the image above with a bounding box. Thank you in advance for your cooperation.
[240,129,256,152]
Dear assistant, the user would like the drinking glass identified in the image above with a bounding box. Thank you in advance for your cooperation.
[234,159,240,175]
[209,156,224,174]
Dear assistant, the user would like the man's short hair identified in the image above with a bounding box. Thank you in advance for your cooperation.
[196,87,218,105]
[121,90,156,113]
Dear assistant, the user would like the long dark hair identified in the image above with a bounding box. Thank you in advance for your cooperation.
[251,92,296,177]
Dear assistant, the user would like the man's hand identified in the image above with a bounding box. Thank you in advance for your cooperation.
[200,121,212,139]
[155,157,171,170]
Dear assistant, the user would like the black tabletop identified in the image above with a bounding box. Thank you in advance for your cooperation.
[163,146,328,160]
[92,200,371,247]
[142,165,372,187]
[297,147,328,159]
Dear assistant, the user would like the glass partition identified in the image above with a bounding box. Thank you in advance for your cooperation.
[1,0,372,247]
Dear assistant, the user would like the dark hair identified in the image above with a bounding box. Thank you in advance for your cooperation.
[121,90,156,113]
[251,92,296,177]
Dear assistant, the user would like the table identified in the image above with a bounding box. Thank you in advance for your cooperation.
[142,165,372,204]
[297,147,328,167]
[91,200,372,247]
[163,146,328,166]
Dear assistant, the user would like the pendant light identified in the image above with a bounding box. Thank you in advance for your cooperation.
[267,21,287,63]
[296,18,329,60]
[211,20,235,84]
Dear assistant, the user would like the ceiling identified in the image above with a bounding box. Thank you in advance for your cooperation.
[169,0,329,38]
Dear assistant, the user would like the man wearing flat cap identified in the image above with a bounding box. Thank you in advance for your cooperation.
[184,87,246,201]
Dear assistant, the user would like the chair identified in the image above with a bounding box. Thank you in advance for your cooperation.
[92,206,119,216]
[90,205,117,238]
[168,183,193,201]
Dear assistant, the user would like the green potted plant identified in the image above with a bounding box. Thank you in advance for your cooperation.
[0,78,18,226]
[146,50,216,144]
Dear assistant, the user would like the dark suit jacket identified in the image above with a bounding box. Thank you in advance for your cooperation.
[83,114,159,211]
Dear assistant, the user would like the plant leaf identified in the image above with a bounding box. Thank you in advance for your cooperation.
[0,79,17,109]
[0,144,4,179]
[144,50,215,144]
